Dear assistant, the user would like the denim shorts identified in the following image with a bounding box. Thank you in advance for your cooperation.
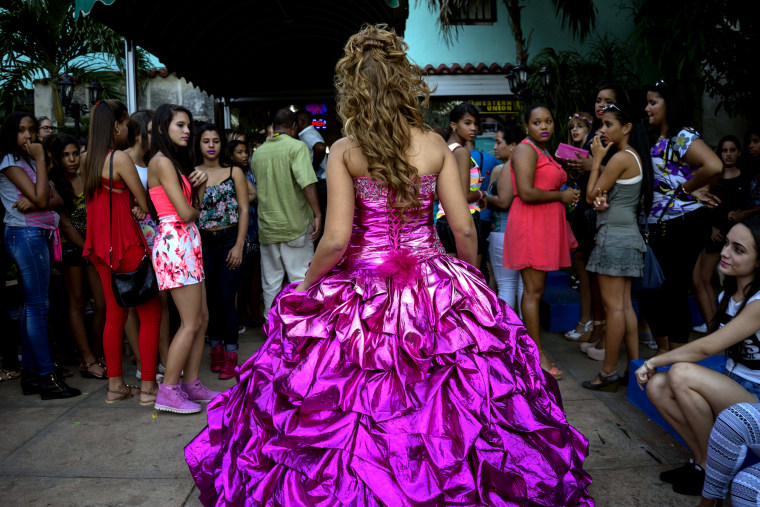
[724,369,760,401]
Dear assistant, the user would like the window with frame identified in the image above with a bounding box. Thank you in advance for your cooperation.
[448,0,497,25]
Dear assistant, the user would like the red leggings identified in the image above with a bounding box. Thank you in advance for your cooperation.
[93,245,161,380]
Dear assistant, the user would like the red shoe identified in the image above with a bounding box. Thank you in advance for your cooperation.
[209,345,224,372]
[218,352,238,380]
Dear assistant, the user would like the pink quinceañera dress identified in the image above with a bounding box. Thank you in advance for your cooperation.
[185,174,593,506]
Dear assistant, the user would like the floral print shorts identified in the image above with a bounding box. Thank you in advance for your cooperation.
[152,218,205,290]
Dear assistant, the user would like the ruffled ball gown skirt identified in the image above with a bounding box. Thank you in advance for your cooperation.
[186,175,593,506]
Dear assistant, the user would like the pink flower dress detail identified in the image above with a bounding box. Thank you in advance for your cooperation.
[149,175,204,290]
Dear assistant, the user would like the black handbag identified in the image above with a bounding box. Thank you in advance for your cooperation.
[632,192,675,293]
[107,152,159,307]
[632,224,665,292]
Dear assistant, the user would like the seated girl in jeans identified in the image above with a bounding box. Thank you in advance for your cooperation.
[635,217,760,497]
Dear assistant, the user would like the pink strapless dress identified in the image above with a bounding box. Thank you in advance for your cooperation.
[185,174,593,506]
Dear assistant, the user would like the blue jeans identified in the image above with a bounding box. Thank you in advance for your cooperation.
[725,369,760,401]
[201,227,240,351]
[4,226,54,375]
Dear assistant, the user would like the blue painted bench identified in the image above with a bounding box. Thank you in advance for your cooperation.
[539,270,705,333]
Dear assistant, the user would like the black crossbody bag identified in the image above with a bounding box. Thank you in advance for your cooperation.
[107,152,159,307]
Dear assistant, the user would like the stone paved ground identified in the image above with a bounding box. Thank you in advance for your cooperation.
[0,327,699,506]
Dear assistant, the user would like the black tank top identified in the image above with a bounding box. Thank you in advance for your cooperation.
[718,310,760,370]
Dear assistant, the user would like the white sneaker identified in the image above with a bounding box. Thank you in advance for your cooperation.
[692,323,708,333]
[586,346,605,361]
[638,333,658,350]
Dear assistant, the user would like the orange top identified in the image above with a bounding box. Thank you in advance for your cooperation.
[149,174,192,219]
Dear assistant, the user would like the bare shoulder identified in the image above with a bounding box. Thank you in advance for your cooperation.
[230,165,247,181]
[511,143,537,166]
[112,150,132,164]
[149,154,174,174]
[420,130,448,150]
[335,137,367,172]
[330,136,352,155]
[512,142,533,157]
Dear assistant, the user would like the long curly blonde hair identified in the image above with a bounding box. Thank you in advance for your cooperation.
[335,24,431,216]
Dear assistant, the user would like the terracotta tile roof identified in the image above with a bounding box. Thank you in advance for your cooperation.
[147,68,176,78]
[422,62,514,75]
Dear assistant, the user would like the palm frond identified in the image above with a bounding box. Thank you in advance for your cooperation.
[1,0,152,118]
[551,0,596,42]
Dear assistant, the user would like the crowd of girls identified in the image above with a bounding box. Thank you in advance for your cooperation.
[0,102,262,414]
[461,81,757,500]
[2,88,760,492]
[432,81,759,499]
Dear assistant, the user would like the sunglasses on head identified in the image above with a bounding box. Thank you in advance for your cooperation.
[654,80,667,89]
[601,104,621,113]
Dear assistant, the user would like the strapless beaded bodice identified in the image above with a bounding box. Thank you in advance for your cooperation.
[344,174,445,271]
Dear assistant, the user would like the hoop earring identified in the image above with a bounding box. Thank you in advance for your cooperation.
[116,128,121,135]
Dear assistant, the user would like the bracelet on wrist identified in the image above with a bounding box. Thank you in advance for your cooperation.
[644,360,656,373]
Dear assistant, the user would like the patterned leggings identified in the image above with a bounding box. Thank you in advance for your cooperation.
[704,403,760,505]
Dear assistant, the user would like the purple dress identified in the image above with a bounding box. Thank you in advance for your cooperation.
[185,174,593,506]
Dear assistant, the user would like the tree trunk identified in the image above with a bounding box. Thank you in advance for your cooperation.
[51,85,65,127]
[504,0,529,65]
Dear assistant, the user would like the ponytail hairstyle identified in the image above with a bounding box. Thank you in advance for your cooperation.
[127,110,154,167]
[335,24,431,218]
[601,103,654,216]
[49,134,81,209]
[498,124,526,146]
[709,217,760,332]
[445,102,480,141]
[195,123,231,168]
[590,83,625,130]
[523,103,554,124]
[150,104,198,208]
[644,80,692,139]
[226,139,251,171]
[83,99,129,200]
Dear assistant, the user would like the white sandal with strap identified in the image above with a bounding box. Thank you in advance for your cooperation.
[564,320,593,341]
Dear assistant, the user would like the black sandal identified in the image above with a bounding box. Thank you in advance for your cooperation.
[582,370,620,392]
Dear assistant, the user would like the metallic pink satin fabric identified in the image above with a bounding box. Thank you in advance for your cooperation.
[186,174,594,506]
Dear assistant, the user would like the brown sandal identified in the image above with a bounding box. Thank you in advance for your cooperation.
[105,384,140,404]
[139,387,159,406]
[79,361,107,379]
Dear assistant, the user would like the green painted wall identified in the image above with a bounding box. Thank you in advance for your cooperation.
[404,0,637,67]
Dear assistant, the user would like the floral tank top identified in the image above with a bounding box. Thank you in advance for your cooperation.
[199,167,238,229]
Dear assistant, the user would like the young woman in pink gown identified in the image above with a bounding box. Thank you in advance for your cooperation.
[185,25,593,506]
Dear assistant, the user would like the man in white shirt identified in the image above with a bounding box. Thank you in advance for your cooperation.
[296,110,327,178]
[296,110,328,244]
